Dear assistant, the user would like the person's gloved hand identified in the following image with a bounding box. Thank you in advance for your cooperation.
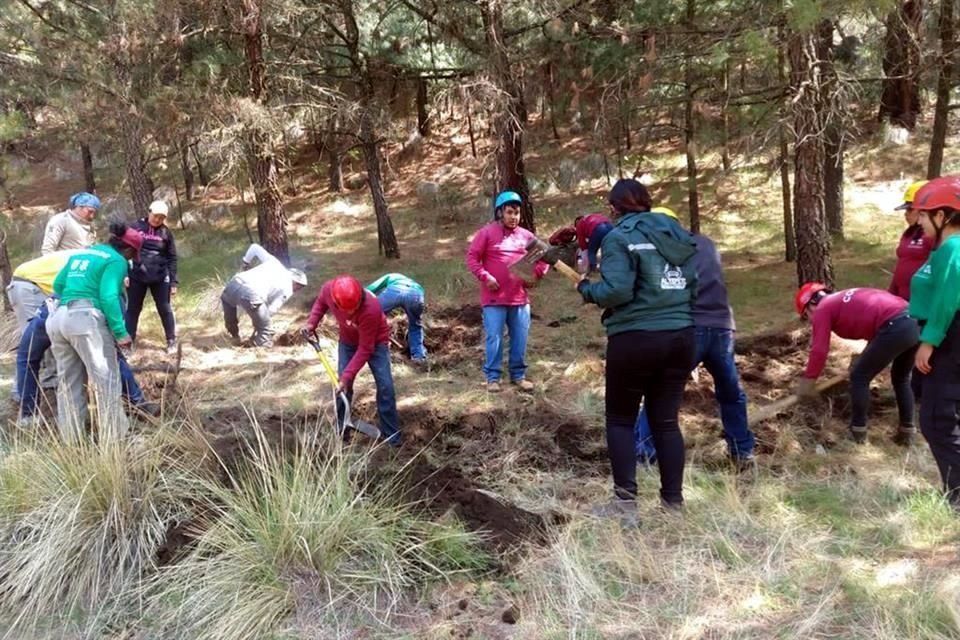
[117,335,133,349]
[796,377,818,399]
[485,275,500,292]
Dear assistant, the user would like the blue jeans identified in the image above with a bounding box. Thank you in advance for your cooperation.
[482,305,531,382]
[337,342,400,445]
[636,327,754,461]
[377,285,427,361]
[17,302,145,419]
[586,222,614,271]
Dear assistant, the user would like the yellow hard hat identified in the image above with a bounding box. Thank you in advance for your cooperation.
[651,206,678,219]
[895,180,929,210]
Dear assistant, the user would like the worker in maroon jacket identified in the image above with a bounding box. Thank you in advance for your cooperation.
[795,284,920,445]
[303,274,399,445]
[574,213,614,272]
[890,180,933,300]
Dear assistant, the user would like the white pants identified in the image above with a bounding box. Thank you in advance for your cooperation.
[46,301,128,443]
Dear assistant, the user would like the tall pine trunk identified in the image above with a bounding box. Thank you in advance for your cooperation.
[789,30,834,288]
[241,0,289,263]
[416,76,430,137]
[360,80,400,258]
[928,0,956,177]
[80,143,96,194]
[684,0,700,234]
[778,20,796,262]
[483,0,535,231]
[879,0,924,130]
[178,140,194,200]
[819,21,845,239]
[119,115,153,218]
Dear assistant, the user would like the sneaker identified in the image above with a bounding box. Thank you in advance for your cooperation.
[411,357,428,368]
[893,425,916,447]
[511,378,535,392]
[229,334,242,347]
[15,414,41,429]
[591,499,639,528]
[849,426,867,444]
[486,381,502,393]
[166,340,178,355]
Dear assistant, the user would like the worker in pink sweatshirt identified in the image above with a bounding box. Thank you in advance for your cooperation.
[303,275,399,445]
[795,284,920,445]
[889,180,933,300]
[465,191,548,392]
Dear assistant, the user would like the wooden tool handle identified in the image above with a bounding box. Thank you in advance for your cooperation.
[747,375,846,428]
[551,259,583,284]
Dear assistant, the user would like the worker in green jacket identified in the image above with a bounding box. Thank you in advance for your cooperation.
[366,273,427,364]
[908,176,960,512]
[46,222,144,443]
[578,178,698,523]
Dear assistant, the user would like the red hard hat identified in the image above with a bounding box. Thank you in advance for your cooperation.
[795,282,827,316]
[912,175,960,212]
[330,275,364,313]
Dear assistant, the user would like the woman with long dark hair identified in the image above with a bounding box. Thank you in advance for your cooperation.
[578,179,698,521]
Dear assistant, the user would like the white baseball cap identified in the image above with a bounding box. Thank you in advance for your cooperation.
[149,200,169,216]
[288,268,307,286]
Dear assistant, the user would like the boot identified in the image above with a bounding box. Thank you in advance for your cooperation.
[892,424,916,447]
[848,425,867,444]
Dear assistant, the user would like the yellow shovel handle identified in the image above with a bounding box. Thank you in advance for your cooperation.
[315,348,341,388]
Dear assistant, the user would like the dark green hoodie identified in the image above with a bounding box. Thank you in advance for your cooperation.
[579,211,698,336]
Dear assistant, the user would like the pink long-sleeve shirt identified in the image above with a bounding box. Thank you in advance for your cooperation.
[889,225,932,301]
[465,222,548,306]
[803,288,908,379]
[306,282,390,387]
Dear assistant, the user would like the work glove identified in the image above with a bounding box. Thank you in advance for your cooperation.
[796,377,818,399]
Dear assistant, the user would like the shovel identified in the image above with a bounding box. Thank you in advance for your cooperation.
[511,236,583,285]
[300,329,381,440]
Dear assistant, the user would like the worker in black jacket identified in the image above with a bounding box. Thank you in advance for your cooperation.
[126,200,179,353]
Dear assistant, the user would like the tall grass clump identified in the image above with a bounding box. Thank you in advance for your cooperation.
[143,432,487,639]
[0,429,208,636]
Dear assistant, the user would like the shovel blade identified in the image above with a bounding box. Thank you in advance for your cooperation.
[349,419,381,440]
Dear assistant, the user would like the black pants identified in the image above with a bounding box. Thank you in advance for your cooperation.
[916,314,960,506]
[126,279,176,342]
[606,327,696,504]
[849,313,919,430]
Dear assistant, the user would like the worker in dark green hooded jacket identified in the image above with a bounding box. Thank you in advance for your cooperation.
[578,178,698,524]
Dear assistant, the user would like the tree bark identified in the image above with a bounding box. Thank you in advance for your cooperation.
[721,61,731,173]
[0,231,11,312]
[178,140,194,200]
[241,0,289,264]
[338,0,399,257]
[416,76,430,137]
[483,1,535,231]
[80,142,96,194]
[684,0,700,233]
[190,142,209,186]
[819,21,844,239]
[789,29,834,288]
[119,115,153,218]
[928,0,956,178]
[546,60,560,141]
[778,21,796,262]
[879,0,924,130]
[359,80,400,257]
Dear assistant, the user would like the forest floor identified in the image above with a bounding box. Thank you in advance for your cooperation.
[2,117,960,638]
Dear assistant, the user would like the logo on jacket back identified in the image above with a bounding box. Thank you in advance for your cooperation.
[661,264,687,290]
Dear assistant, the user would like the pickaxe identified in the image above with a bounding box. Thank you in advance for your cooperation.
[513,236,582,284]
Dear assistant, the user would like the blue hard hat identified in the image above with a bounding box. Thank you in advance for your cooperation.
[494,190,522,211]
[70,192,101,210]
